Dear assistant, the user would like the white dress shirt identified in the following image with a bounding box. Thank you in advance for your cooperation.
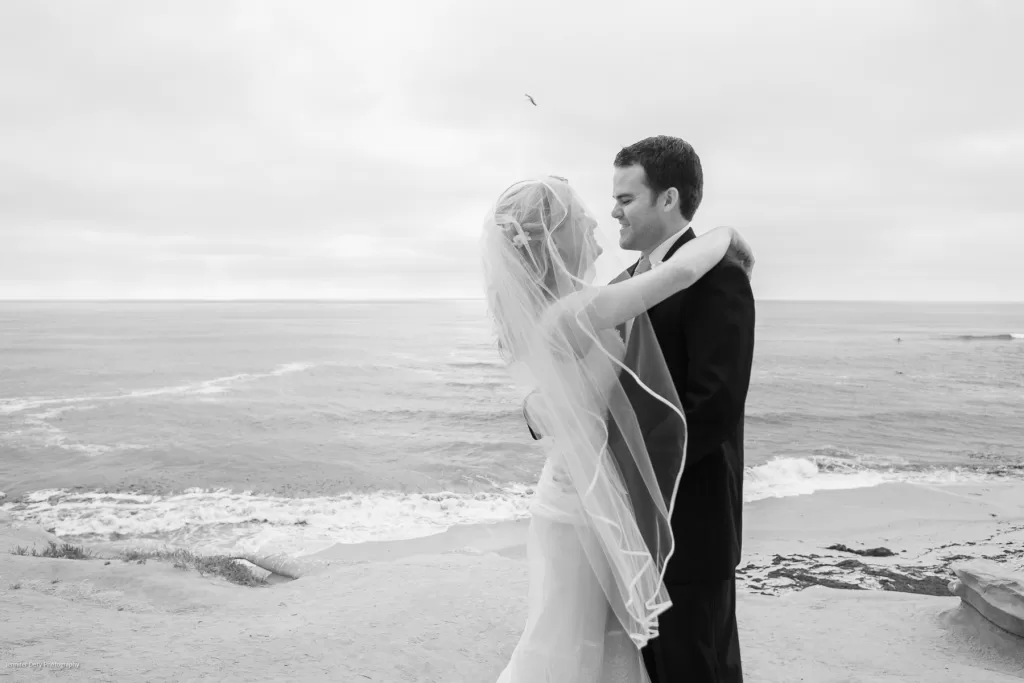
[643,226,690,270]
[624,227,690,340]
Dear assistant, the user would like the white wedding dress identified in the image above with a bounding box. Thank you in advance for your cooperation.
[497,334,651,683]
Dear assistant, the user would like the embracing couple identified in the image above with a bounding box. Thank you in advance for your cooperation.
[481,136,756,682]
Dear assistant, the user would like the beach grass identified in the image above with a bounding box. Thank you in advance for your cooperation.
[118,548,268,587]
[9,540,267,587]
[10,541,96,560]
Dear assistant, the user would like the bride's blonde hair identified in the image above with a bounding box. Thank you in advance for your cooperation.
[492,176,575,300]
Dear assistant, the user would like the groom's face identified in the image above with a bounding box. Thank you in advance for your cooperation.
[612,164,667,253]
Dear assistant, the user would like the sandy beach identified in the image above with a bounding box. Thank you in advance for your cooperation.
[2,481,1022,682]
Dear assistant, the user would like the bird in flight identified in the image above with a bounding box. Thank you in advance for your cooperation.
[525,94,537,106]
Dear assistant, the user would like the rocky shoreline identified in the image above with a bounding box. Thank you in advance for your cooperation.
[740,519,1024,597]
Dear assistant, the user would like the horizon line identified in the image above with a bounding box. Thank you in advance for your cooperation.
[0,297,1021,304]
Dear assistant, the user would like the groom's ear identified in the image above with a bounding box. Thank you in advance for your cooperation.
[660,187,680,213]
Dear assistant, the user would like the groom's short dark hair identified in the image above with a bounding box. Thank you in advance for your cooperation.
[614,136,703,221]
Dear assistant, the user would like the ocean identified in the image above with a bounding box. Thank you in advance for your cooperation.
[1,300,1021,557]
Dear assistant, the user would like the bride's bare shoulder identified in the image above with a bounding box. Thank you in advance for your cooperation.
[537,297,575,339]
[533,300,578,357]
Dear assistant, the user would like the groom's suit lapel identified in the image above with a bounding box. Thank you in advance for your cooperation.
[662,227,697,262]
[620,227,697,366]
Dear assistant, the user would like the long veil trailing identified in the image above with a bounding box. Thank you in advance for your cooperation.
[480,177,688,648]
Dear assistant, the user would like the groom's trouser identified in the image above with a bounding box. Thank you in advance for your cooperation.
[641,576,742,683]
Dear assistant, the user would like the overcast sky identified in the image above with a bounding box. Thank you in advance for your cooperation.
[1,0,1021,301]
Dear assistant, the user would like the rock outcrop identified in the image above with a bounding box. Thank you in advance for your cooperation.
[232,551,331,580]
[949,559,1024,639]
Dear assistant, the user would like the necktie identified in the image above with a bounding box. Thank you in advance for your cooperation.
[624,256,652,341]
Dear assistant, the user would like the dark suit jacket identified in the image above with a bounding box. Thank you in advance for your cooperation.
[527,228,756,581]
[634,229,755,580]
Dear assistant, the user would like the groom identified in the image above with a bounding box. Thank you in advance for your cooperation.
[524,135,755,682]
[609,136,755,682]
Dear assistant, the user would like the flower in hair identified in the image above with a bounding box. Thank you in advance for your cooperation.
[512,233,531,247]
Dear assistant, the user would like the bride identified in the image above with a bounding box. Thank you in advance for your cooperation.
[481,176,752,682]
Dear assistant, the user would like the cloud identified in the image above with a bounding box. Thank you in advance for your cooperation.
[1,0,1022,300]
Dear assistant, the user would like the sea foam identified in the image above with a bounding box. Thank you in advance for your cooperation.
[3,457,1018,557]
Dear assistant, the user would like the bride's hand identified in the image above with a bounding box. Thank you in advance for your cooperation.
[723,227,755,279]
